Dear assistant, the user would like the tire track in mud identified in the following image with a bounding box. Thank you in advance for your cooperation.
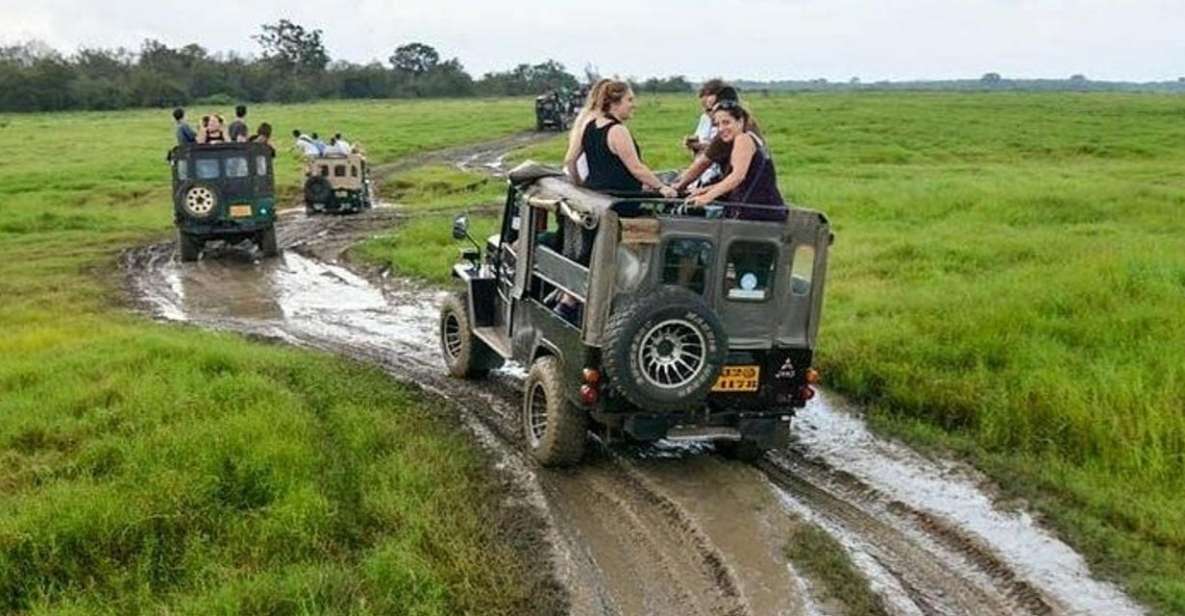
[121,133,1145,616]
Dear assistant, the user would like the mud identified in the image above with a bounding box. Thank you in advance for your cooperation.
[121,134,1144,616]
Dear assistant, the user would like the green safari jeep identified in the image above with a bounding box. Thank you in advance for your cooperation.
[169,142,279,261]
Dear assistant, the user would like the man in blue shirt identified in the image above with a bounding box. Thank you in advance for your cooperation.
[174,108,196,146]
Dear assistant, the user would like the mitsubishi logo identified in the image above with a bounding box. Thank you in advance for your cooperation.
[776,358,796,379]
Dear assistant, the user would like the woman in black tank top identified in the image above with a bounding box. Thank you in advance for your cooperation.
[685,101,786,220]
[567,81,676,197]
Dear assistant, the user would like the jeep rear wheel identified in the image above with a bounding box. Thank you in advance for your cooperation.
[178,230,201,262]
[439,291,503,379]
[523,356,588,466]
[603,286,728,412]
[258,227,279,258]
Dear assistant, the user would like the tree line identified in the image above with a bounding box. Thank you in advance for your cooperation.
[735,72,1185,94]
[0,20,693,113]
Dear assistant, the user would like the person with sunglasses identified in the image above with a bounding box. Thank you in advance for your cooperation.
[681,100,785,219]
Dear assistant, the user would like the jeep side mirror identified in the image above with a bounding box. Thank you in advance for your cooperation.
[452,214,470,240]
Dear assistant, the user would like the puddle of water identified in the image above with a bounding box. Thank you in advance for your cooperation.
[794,392,1144,615]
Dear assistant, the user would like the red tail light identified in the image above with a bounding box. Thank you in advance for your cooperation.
[799,386,816,401]
[580,384,599,405]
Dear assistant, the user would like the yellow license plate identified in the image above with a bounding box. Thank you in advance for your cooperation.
[712,366,761,392]
[229,204,252,218]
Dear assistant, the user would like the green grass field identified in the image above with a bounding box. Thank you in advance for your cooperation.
[365,92,1185,613]
[0,99,553,614]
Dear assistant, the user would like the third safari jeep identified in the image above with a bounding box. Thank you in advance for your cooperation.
[440,163,831,465]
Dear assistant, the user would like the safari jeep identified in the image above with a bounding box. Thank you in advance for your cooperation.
[169,142,278,262]
[304,153,373,215]
[439,162,831,466]
[535,93,569,132]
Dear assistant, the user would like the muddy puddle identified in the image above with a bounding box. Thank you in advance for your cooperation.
[121,134,1144,616]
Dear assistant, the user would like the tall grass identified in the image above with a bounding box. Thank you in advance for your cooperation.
[511,92,1185,612]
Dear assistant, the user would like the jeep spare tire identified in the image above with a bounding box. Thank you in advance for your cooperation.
[603,286,728,412]
[305,176,332,205]
[178,182,221,219]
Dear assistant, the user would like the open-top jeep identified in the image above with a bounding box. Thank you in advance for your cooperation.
[304,153,373,215]
[169,142,278,262]
[440,162,831,465]
[535,93,569,132]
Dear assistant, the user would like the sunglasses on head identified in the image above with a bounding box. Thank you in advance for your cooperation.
[712,99,741,111]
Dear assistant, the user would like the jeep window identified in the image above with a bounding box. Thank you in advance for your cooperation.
[195,159,220,180]
[225,157,249,179]
[175,159,189,181]
[790,245,816,296]
[334,165,347,177]
[256,155,269,176]
[319,165,329,177]
[725,242,777,301]
[661,238,713,294]
[350,165,358,178]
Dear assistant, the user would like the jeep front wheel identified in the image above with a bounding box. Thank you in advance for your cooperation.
[439,291,503,379]
[603,286,728,412]
[523,356,588,466]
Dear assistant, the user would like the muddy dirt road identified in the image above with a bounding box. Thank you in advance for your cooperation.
[123,135,1143,616]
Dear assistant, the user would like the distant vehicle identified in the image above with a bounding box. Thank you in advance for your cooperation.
[440,162,832,465]
[169,142,278,262]
[304,153,373,215]
[535,92,569,132]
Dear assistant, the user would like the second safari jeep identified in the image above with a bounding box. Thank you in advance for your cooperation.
[304,153,373,214]
[440,163,831,465]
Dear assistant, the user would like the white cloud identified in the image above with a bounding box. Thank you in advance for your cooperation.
[0,0,1182,81]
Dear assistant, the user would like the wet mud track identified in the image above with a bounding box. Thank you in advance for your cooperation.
[122,135,1143,616]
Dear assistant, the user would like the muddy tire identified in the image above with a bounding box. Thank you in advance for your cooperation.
[603,286,728,412]
[523,356,588,466]
[717,440,767,462]
[178,230,201,262]
[258,227,279,258]
[439,291,503,379]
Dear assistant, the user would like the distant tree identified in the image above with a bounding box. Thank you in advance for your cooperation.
[389,43,440,75]
[637,75,692,93]
[981,72,1003,85]
[849,76,861,85]
[253,20,329,73]
[1070,74,1087,82]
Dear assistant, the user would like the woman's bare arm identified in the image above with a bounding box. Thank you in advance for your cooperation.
[673,155,713,192]
[607,124,668,190]
[690,133,756,204]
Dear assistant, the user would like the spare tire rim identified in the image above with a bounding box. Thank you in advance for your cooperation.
[527,381,548,446]
[442,313,463,360]
[184,186,216,216]
[637,318,707,389]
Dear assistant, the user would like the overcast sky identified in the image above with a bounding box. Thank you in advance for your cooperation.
[2,0,1183,82]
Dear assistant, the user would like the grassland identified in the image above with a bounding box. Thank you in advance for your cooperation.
[367,92,1185,612]
[0,99,552,613]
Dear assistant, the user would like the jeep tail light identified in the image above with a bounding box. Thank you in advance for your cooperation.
[798,386,816,402]
[580,384,599,405]
[582,368,601,385]
[805,368,820,385]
